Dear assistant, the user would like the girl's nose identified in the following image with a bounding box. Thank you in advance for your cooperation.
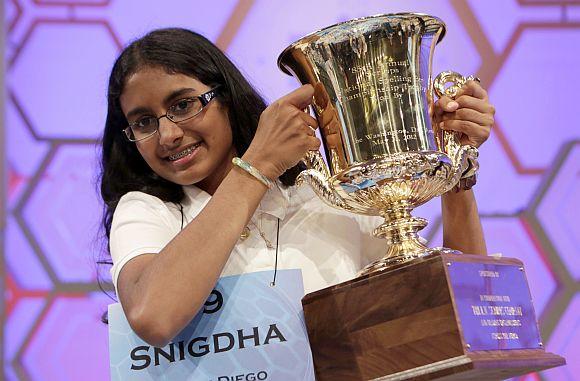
[157,117,184,147]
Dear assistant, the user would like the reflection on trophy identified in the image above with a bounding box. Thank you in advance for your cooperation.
[279,13,478,275]
[279,13,565,381]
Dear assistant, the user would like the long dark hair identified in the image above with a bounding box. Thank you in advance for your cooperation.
[99,28,303,247]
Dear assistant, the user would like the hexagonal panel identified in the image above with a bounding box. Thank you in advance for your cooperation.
[570,5,580,21]
[414,197,442,242]
[4,296,46,381]
[481,216,557,317]
[535,143,580,280]
[504,373,538,381]
[6,216,52,289]
[476,133,543,214]
[542,293,580,380]
[5,0,22,32]
[227,0,480,103]
[490,28,580,170]
[427,215,557,317]
[8,165,27,209]
[467,0,561,53]
[520,373,541,381]
[35,0,109,5]
[22,145,103,283]
[521,0,580,4]
[22,294,111,381]
[74,0,239,45]
[7,5,71,63]
[5,95,50,207]
[9,21,119,139]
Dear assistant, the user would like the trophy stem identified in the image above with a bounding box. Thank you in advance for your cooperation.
[359,202,458,276]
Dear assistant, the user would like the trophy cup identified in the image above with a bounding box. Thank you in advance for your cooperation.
[278,13,565,380]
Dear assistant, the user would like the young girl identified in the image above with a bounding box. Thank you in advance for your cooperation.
[100,28,493,347]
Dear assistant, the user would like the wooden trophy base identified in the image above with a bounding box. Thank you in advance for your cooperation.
[302,253,565,381]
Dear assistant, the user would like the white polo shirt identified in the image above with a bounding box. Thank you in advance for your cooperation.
[109,183,386,295]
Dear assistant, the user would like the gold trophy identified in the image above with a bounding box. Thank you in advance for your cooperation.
[279,13,478,275]
[278,13,564,381]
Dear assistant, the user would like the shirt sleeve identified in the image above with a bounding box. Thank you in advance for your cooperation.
[109,191,178,292]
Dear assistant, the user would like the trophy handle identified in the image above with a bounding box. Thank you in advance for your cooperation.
[295,106,348,209]
[298,150,349,210]
[433,71,479,99]
[433,71,480,191]
[302,150,331,178]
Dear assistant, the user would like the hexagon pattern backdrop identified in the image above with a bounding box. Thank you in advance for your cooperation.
[2,0,579,380]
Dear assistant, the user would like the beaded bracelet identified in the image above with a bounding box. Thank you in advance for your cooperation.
[232,157,275,189]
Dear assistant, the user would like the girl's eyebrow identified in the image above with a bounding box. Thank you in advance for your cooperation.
[126,88,197,119]
[126,106,150,120]
[163,87,197,105]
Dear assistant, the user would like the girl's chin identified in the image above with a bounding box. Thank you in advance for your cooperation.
[168,174,205,186]
[154,167,204,186]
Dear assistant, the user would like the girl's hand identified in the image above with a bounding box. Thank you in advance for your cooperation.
[244,85,320,180]
[432,80,495,148]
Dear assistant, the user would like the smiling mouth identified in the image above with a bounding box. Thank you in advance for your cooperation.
[167,142,202,161]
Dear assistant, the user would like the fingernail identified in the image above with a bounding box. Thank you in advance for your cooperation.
[448,101,459,109]
[439,122,445,129]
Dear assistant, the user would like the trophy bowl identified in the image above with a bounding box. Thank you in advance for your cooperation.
[278,13,479,275]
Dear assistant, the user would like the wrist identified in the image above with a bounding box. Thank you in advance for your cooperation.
[233,156,277,189]
[241,151,280,181]
[442,188,476,211]
[450,174,477,193]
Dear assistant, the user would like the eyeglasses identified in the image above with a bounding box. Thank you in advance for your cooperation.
[123,86,221,142]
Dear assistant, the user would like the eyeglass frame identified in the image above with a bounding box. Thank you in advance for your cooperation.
[123,85,222,142]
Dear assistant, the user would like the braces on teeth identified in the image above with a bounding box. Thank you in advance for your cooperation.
[169,144,199,160]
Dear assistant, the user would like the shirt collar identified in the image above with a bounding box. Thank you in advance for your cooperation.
[182,182,290,221]
[258,182,290,220]
[182,185,211,218]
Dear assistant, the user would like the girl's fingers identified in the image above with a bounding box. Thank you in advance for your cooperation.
[441,108,494,127]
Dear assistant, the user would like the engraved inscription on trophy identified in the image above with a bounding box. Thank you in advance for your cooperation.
[448,262,542,351]
[467,270,525,341]
[354,128,419,147]
[336,55,432,157]
[341,59,426,103]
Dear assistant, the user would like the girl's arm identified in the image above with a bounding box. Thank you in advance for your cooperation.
[116,85,320,347]
[441,189,487,255]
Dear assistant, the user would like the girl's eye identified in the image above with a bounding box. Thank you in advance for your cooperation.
[136,117,156,129]
[137,116,155,127]
[171,99,195,115]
